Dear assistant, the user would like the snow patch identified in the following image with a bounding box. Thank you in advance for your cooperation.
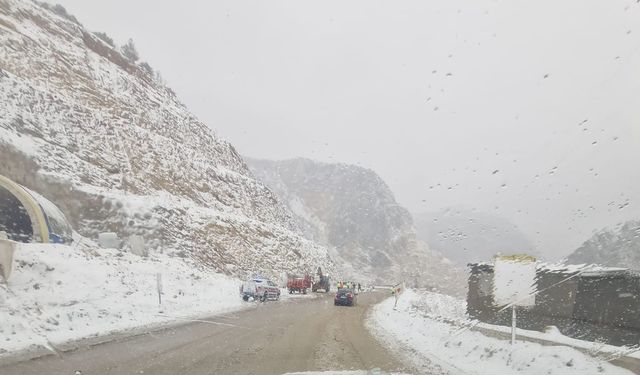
[368,289,634,375]
[0,242,247,354]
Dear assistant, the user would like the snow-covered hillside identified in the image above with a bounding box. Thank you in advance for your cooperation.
[247,158,466,295]
[567,220,640,270]
[0,241,246,355]
[0,0,334,278]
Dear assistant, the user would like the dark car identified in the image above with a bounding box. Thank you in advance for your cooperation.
[334,288,357,306]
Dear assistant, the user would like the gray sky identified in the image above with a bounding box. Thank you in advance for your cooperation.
[56,0,640,260]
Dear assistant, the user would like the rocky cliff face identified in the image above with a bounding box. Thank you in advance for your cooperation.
[247,158,466,294]
[0,0,334,278]
[567,220,640,270]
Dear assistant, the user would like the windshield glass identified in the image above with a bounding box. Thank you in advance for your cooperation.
[0,1,638,374]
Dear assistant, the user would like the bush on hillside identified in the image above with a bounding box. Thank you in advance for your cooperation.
[139,61,153,76]
[93,31,115,48]
[121,39,139,62]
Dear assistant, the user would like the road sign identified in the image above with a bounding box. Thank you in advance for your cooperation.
[493,255,537,307]
[493,255,537,344]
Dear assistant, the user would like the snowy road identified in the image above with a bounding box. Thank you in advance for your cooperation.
[0,291,413,375]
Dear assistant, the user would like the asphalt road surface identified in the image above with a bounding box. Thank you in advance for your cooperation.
[1,291,412,375]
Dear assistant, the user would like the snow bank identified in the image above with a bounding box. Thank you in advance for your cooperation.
[0,242,247,354]
[368,289,634,375]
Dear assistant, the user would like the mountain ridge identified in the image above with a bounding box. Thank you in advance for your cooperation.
[567,220,640,270]
[247,157,466,295]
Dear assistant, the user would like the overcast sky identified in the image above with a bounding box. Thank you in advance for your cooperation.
[55,0,640,260]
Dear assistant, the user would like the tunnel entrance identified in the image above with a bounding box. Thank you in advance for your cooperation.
[0,184,34,242]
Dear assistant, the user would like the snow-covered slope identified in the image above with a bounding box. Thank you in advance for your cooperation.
[247,158,466,295]
[567,220,640,270]
[0,0,334,278]
[0,241,246,354]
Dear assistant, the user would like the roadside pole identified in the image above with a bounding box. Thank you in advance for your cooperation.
[157,273,163,305]
[393,290,399,309]
[511,305,516,345]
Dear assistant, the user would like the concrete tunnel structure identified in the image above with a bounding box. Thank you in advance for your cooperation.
[0,174,73,244]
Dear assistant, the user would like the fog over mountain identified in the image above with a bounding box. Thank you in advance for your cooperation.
[247,158,466,294]
[53,0,640,260]
[413,209,535,266]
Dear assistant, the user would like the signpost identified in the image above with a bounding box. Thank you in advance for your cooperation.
[493,255,537,345]
[156,273,163,305]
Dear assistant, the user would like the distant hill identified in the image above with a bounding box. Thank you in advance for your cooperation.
[247,158,466,294]
[413,209,534,266]
[567,220,640,269]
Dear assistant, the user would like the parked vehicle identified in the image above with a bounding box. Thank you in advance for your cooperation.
[287,274,312,294]
[240,278,281,302]
[312,267,331,293]
[334,288,357,306]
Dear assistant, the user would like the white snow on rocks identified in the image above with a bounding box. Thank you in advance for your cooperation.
[0,0,336,281]
[368,289,634,375]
